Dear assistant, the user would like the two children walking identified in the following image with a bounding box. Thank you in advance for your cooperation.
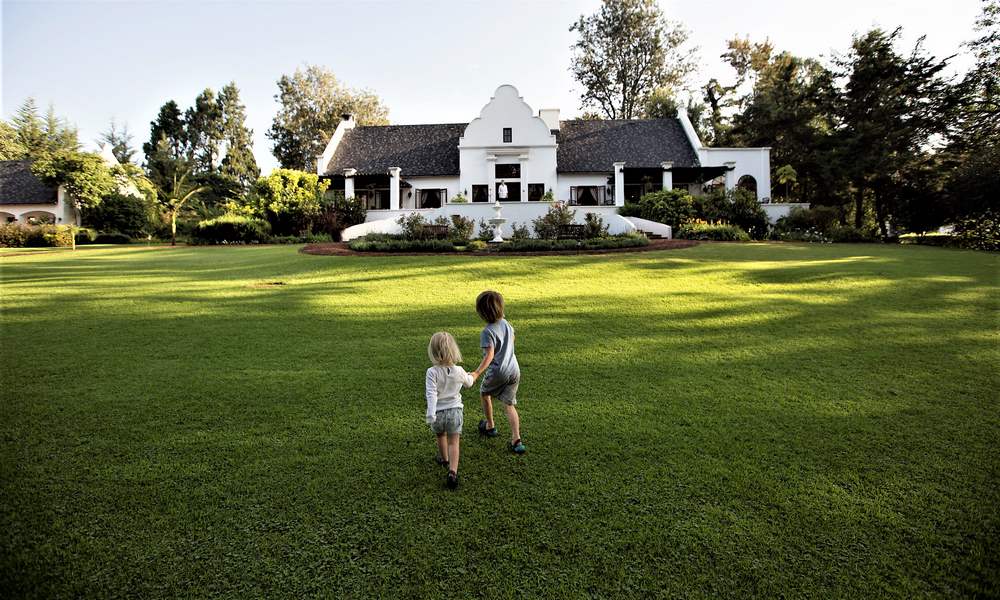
[424,290,525,490]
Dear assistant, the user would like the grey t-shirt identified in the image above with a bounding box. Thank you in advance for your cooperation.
[480,318,519,376]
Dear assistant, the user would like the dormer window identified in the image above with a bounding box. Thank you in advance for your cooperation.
[502,127,512,143]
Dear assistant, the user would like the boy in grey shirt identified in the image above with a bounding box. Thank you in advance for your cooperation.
[471,290,526,454]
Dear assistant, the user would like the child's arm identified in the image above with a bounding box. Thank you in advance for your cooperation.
[473,345,495,379]
[425,369,438,423]
[462,367,476,387]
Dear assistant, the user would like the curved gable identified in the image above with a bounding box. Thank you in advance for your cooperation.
[459,85,555,148]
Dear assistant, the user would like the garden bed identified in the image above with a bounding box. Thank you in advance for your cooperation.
[301,238,698,257]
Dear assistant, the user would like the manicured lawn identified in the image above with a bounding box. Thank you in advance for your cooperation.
[1,243,997,598]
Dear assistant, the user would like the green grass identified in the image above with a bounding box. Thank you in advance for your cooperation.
[1,243,997,598]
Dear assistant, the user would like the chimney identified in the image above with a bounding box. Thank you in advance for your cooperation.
[538,108,560,131]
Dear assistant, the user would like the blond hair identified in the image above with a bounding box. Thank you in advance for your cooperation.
[428,331,463,366]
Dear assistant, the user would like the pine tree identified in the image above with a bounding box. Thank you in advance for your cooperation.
[99,118,137,164]
[218,82,260,190]
[143,101,186,167]
[11,98,46,157]
[184,88,223,172]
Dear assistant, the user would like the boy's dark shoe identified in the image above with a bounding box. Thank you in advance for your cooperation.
[510,439,526,454]
[446,470,459,489]
[435,455,449,467]
[478,419,498,438]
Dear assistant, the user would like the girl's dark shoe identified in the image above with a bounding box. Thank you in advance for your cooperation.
[510,439,526,454]
[446,470,459,489]
[435,455,449,467]
[478,419,498,438]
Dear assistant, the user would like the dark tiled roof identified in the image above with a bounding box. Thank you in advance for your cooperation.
[326,123,467,177]
[556,119,700,172]
[0,160,58,205]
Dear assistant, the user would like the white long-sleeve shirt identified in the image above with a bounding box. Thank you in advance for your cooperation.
[425,365,474,423]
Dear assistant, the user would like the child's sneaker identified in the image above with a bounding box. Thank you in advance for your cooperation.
[510,439,526,454]
[478,419,498,437]
[446,470,459,489]
[435,455,449,467]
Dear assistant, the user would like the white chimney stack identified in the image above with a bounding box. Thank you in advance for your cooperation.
[538,109,560,131]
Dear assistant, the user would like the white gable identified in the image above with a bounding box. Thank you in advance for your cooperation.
[459,84,556,148]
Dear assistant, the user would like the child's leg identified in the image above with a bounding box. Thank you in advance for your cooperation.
[436,432,448,461]
[447,433,461,473]
[481,394,495,429]
[504,403,521,443]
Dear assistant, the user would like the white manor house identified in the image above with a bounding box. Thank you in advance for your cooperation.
[318,85,794,240]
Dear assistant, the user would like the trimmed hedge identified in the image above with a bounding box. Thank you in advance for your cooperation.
[192,215,271,245]
[0,224,75,248]
[676,223,750,241]
[349,239,457,252]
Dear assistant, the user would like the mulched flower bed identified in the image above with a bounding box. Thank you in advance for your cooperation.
[300,238,698,257]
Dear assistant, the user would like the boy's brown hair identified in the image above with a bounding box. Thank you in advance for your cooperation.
[476,290,504,323]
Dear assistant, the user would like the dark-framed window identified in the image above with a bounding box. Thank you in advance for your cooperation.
[472,185,489,203]
[502,127,512,143]
[357,188,390,210]
[495,163,520,179]
[528,183,545,201]
[569,186,606,206]
[419,189,445,208]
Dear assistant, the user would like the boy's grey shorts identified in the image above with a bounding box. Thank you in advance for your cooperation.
[480,367,519,406]
[431,407,463,435]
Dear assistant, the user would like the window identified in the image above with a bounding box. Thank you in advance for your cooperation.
[472,185,489,203]
[528,183,545,201]
[495,163,520,179]
[419,189,445,208]
[569,186,607,206]
[356,188,389,210]
[502,127,512,143]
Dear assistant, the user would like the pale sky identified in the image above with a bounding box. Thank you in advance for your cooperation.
[1,0,982,172]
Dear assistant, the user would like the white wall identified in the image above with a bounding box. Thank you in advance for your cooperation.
[0,186,79,225]
[348,203,635,240]
[556,173,612,204]
[397,176,461,210]
[699,147,772,202]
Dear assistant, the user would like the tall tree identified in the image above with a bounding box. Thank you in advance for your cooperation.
[42,104,80,156]
[185,88,224,172]
[8,99,79,159]
[99,118,136,164]
[835,28,953,233]
[143,101,186,167]
[11,98,45,156]
[569,0,696,119]
[0,121,26,160]
[218,82,260,190]
[268,65,390,170]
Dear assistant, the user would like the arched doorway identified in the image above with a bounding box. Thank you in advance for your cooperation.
[0,211,15,223]
[737,175,757,200]
[20,210,57,224]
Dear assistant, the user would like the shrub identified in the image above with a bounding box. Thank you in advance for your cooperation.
[466,240,488,251]
[829,225,877,243]
[192,215,271,244]
[349,239,456,252]
[676,223,750,241]
[498,235,649,252]
[532,202,576,239]
[726,189,769,239]
[81,192,156,238]
[953,210,1000,251]
[477,219,495,241]
[75,227,97,245]
[397,213,428,240]
[541,190,555,202]
[94,232,132,244]
[775,206,841,235]
[0,223,30,247]
[692,192,731,223]
[451,193,468,204]
[618,189,694,229]
[510,222,532,240]
[449,214,474,241]
[583,213,609,239]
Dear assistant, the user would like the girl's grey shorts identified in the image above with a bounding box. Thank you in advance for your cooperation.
[431,407,463,435]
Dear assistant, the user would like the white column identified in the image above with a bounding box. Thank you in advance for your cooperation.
[343,168,357,199]
[519,154,529,202]
[388,167,401,211]
[724,161,737,191]
[613,162,625,207]
[486,155,497,202]
[661,161,673,191]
